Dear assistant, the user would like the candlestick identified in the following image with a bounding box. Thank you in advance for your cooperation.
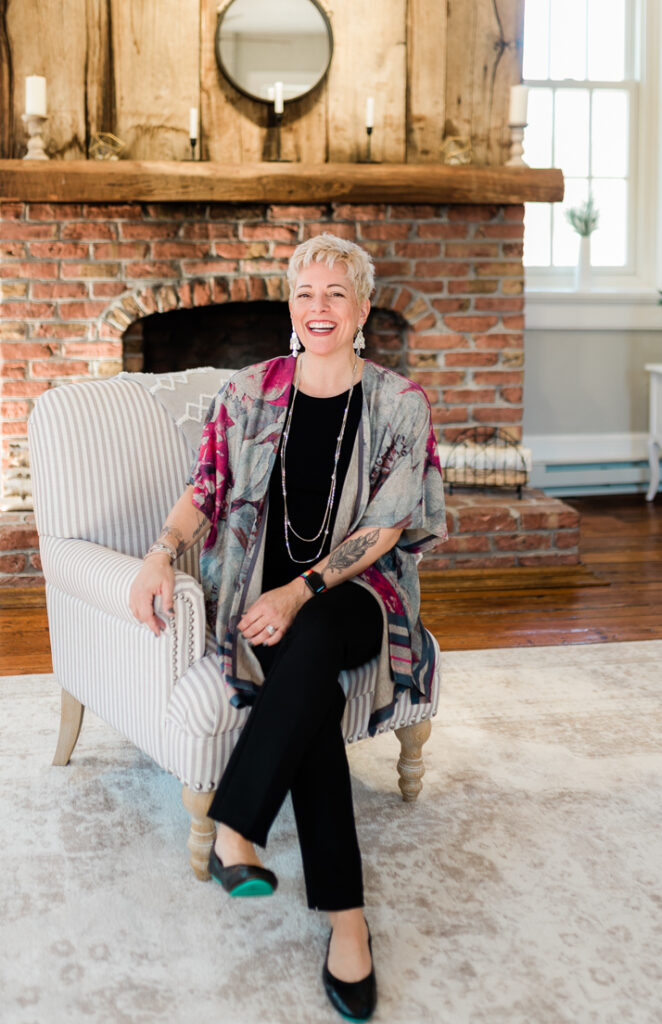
[25,75,47,117]
[505,124,528,167]
[22,113,49,160]
[274,81,284,115]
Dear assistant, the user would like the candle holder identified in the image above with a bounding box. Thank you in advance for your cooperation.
[267,111,292,163]
[505,123,528,167]
[358,125,380,164]
[190,137,198,161]
[22,114,49,160]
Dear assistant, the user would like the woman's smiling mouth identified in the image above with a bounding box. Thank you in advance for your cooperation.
[306,321,336,335]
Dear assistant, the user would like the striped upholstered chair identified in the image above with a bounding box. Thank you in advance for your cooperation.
[29,368,441,880]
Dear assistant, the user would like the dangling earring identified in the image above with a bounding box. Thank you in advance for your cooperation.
[290,326,302,357]
[353,323,366,353]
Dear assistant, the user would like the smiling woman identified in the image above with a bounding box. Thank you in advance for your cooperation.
[287,237,372,389]
[128,231,447,1022]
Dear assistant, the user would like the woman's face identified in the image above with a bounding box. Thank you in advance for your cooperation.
[289,261,370,359]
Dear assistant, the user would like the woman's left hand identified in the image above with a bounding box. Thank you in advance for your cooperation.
[238,579,310,646]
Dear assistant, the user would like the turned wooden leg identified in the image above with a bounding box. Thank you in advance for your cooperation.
[181,785,216,881]
[394,718,432,802]
[52,689,85,766]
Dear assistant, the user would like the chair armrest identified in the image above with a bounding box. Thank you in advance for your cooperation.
[39,536,207,674]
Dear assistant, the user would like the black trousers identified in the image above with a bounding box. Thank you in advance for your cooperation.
[208,581,383,912]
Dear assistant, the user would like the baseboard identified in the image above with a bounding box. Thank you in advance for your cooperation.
[522,432,657,496]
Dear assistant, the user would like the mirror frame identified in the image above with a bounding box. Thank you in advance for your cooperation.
[215,0,333,106]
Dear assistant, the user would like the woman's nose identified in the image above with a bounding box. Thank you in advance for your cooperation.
[310,291,329,312]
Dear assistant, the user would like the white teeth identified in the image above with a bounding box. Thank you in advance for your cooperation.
[308,322,335,331]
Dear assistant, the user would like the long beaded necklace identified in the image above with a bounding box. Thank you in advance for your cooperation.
[280,353,358,564]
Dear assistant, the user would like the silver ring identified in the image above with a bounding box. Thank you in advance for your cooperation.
[265,624,276,636]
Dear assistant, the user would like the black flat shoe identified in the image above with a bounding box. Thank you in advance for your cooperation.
[208,845,278,898]
[322,925,377,1023]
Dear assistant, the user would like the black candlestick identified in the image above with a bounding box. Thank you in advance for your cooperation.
[190,137,197,161]
[268,110,291,162]
[366,125,373,163]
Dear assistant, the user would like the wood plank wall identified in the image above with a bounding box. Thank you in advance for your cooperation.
[0,0,524,165]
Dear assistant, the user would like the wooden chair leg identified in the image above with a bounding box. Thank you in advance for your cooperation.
[394,718,432,802]
[181,785,216,881]
[52,689,85,766]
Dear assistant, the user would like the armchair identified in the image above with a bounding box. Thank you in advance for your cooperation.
[29,367,440,880]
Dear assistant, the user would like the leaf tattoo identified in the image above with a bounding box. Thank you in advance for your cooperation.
[326,529,381,575]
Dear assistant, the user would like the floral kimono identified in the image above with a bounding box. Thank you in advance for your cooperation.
[188,356,447,732]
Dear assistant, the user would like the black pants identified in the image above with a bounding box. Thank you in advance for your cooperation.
[208,581,383,911]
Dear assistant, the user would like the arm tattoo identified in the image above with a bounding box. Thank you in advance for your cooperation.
[160,525,185,555]
[325,529,381,576]
[191,512,209,543]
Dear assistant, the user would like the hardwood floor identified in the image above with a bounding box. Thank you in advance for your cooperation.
[1,494,660,676]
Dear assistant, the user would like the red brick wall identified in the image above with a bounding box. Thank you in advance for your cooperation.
[1,199,530,582]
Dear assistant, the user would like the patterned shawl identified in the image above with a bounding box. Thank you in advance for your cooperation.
[188,356,447,732]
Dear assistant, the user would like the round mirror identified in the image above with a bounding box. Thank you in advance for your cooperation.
[215,0,333,105]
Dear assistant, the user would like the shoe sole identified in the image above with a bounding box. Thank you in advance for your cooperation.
[211,875,275,898]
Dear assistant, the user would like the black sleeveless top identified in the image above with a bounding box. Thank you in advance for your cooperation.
[261,383,363,592]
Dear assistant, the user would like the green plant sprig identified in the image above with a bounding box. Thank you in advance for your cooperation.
[565,195,600,237]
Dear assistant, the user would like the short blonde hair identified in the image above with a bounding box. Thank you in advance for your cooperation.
[287,233,375,304]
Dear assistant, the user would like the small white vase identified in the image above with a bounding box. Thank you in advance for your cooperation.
[575,234,591,291]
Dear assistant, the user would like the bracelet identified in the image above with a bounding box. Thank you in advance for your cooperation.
[144,542,177,564]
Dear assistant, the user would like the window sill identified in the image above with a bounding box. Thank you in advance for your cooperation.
[525,289,662,331]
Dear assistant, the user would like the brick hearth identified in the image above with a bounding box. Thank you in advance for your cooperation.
[0,198,579,584]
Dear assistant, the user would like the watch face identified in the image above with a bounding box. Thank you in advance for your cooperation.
[305,571,326,593]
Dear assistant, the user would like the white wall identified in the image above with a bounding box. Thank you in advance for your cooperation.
[522,318,662,495]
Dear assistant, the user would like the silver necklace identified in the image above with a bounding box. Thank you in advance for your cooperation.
[280,354,358,564]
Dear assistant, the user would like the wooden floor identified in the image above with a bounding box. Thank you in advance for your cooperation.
[1,494,660,676]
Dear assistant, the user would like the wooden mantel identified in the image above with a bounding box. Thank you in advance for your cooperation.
[0,161,563,205]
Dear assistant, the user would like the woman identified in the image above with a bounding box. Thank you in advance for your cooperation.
[129,233,446,1021]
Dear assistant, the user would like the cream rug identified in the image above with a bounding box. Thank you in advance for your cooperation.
[2,641,662,1024]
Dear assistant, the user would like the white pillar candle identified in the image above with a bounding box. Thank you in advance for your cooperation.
[274,81,284,115]
[189,107,198,141]
[366,96,375,129]
[508,84,528,125]
[25,75,47,117]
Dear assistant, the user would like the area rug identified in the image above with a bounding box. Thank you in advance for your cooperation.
[2,641,661,1024]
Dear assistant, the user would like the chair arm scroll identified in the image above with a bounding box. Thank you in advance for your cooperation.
[39,536,207,675]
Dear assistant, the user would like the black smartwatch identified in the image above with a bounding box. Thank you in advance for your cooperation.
[300,569,327,595]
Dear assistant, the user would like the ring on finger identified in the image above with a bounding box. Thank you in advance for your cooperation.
[265,624,276,636]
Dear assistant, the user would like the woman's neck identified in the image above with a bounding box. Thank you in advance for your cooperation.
[296,351,363,398]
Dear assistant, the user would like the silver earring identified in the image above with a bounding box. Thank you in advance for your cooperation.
[290,327,302,357]
[353,324,366,353]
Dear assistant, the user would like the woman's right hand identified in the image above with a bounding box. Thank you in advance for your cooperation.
[129,553,175,637]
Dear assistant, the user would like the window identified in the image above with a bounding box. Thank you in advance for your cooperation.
[523,0,639,277]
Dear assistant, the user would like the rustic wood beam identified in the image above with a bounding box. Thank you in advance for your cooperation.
[0,160,563,204]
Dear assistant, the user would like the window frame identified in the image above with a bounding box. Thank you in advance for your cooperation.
[523,0,660,299]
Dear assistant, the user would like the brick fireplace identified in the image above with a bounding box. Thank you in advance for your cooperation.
[0,192,578,583]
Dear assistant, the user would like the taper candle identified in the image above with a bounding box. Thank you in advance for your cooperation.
[274,81,284,115]
[25,76,47,117]
[366,97,375,130]
[189,107,198,142]
[508,85,528,125]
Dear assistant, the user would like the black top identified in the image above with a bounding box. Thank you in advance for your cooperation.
[262,382,363,592]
